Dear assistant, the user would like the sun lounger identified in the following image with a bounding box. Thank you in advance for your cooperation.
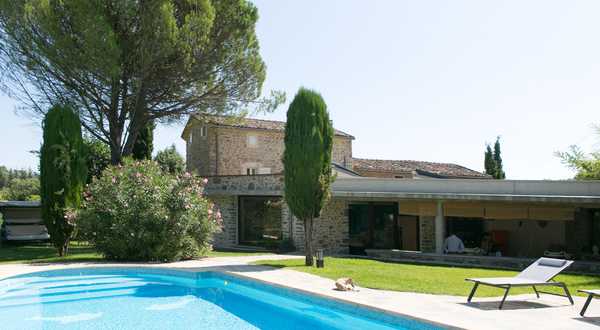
[578,289,600,317]
[465,257,574,309]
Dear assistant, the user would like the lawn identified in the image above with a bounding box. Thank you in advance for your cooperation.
[253,257,600,297]
[0,243,269,264]
[0,242,102,264]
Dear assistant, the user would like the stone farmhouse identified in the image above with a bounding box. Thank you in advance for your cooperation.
[182,114,600,270]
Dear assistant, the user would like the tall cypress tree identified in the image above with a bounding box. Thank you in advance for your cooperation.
[283,88,334,266]
[132,121,155,160]
[484,144,496,177]
[493,136,506,179]
[40,105,87,256]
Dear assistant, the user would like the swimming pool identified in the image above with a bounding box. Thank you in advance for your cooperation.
[0,268,446,329]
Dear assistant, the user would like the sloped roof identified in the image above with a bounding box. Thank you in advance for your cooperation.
[0,201,41,208]
[189,114,354,139]
[352,158,490,179]
[332,162,362,177]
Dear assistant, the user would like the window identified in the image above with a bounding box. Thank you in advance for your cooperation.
[199,125,207,137]
[247,134,258,148]
[246,168,257,175]
[238,196,283,248]
[188,132,193,144]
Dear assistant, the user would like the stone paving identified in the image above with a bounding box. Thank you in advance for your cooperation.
[0,255,599,330]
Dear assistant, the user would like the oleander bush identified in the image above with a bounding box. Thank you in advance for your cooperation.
[79,159,220,261]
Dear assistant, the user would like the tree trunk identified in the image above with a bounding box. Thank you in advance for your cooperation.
[110,145,121,165]
[304,217,314,266]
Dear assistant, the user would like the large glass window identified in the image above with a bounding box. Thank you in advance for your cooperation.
[238,196,282,248]
[349,203,401,254]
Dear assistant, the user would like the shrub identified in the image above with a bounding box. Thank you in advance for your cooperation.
[83,138,111,182]
[4,177,40,201]
[79,159,220,261]
[154,144,185,175]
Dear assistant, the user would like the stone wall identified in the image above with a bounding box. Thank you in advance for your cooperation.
[208,188,350,254]
[186,122,354,176]
[210,195,238,247]
[204,174,284,195]
[216,128,286,175]
[186,124,216,176]
[332,137,353,169]
[291,198,349,254]
[419,216,435,252]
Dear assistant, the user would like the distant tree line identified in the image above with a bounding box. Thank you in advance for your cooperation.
[0,166,40,201]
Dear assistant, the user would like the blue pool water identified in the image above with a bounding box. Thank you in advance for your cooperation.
[0,268,445,330]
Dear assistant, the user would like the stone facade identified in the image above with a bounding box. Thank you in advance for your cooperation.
[419,216,435,253]
[293,198,350,254]
[203,173,350,253]
[185,123,353,177]
[209,193,350,254]
[204,174,284,195]
[210,195,238,247]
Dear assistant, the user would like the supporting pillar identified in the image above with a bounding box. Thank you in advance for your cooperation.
[435,200,445,254]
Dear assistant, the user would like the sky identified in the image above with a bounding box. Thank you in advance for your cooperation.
[2,0,600,179]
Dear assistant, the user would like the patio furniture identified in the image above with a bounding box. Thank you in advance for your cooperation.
[578,289,600,317]
[465,257,574,309]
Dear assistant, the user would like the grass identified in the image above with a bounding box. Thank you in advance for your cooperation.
[0,242,270,264]
[253,257,600,297]
[0,242,102,264]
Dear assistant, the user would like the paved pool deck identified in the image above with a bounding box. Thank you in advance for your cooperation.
[0,254,598,330]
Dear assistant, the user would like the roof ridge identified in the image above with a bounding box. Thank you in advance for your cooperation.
[352,157,489,178]
[193,113,354,139]
[198,113,284,124]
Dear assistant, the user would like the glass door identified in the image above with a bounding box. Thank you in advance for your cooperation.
[348,203,400,254]
[349,204,370,255]
[238,196,282,248]
[372,204,400,249]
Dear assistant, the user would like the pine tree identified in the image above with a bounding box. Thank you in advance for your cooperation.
[283,88,334,266]
[484,144,496,177]
[40,105,87,256]
[132,121,155,160]
[493,136,506,179]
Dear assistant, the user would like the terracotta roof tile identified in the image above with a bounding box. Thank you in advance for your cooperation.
[352,158,490,179]
[194,114,354,139]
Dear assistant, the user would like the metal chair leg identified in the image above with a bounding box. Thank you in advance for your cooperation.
[581,295,594,317]
[499,286,511,309]
[467,282,479,303]
[560,283,574,305]
[532,285,540,298]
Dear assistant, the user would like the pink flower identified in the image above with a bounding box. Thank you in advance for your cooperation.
[207,209,213,216]
[202,178,208,184]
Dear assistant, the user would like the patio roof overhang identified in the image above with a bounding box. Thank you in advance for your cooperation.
[331,177,600,205]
